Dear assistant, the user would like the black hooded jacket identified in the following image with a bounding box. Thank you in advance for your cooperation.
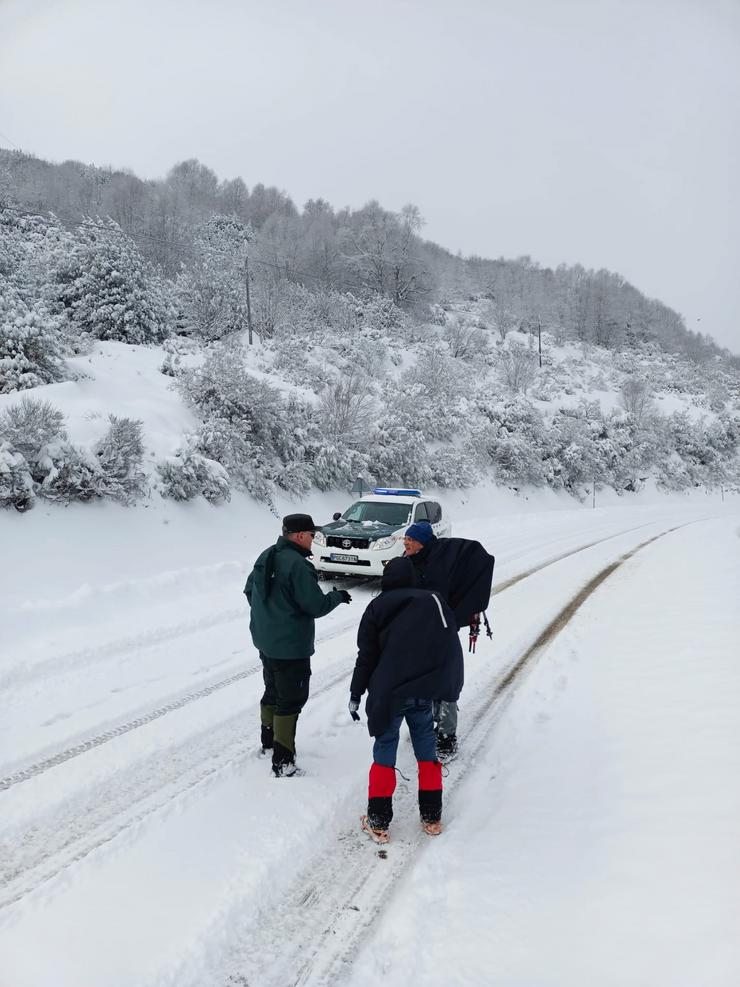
[350,557,464,737]
[408,535,495,629]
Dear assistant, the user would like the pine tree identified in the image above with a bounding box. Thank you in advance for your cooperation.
[93,416,147,502]
[175,215,252,341]
[0,280,66,393]
[53,218,171,344]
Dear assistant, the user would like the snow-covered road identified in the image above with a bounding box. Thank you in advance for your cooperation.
[1,499,738,986]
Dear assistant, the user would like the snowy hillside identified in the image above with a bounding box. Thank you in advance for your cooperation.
[2,301,739,517]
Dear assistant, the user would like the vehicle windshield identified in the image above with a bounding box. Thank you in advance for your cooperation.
[341,501,412,526]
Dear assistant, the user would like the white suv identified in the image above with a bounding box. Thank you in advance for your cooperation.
[312,488,451,578]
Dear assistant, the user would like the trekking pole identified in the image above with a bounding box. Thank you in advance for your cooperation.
[469,613,481,653]
[482,611,493,640]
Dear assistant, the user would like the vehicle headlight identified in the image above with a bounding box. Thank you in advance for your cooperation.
[372,536,399,551]
[313,531,326,547]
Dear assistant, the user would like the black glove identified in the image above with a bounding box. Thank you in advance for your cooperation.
[348,695,361,721]
[338,590,352,604]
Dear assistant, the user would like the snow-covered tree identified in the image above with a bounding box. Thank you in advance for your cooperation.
[619,377,654,423]
[175,214,253,341]
[471,397,545,488]
[0,281,66,393]
[93,416,147,502]
[53,218,171,343]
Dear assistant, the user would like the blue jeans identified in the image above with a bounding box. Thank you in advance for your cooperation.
[372,699,437,767]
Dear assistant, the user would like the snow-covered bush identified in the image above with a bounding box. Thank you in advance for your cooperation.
[35,440,103,503]
[471,397,546,488]
[499,339,538,395]
[444,318,489,361]
[318,370,377,447]
[157,447,231,504]
[0,441,34,510]
[93,416,147,503]
[0,399,149,505]
[177,343,361,503]
[387,347,467,441]
[0,282,66,393]
[52,219,171,344]
[368,417,432,489]
[427,445,474,487]
[0,395,66,460]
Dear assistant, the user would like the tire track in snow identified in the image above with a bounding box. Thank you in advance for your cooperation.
[0,660,353,911]
[0,577,367,693]
[0,522,656,793]
[221,522,690,987]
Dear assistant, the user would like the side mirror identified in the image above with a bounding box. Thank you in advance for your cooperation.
[332,512,341,521]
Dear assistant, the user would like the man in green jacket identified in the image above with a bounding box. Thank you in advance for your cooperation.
[244,513,351,777]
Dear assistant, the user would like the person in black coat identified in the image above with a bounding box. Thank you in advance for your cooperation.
[403,520,495,760]
[348,556,464,841]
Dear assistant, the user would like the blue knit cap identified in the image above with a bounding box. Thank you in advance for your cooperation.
[405,521,434,545]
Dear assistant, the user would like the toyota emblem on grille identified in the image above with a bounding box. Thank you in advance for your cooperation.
[342,539,352,549]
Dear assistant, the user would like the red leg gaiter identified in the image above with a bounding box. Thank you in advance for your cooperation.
[418,759,443,791]
[418,760,442,823]
[368,762,396,830]
[368,762,397,798]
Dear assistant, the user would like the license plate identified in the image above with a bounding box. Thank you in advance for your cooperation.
[330,553,358,563]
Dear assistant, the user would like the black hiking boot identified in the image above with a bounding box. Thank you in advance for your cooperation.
[272,739,298,778]
[436,732,458,762]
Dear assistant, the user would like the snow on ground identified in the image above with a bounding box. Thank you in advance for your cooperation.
[1,491,738,986]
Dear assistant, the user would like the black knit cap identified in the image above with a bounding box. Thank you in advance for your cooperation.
[282,513,317,534]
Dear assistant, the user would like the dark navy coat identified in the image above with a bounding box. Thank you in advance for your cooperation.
[350,558,464,737]
[408,536,495,629]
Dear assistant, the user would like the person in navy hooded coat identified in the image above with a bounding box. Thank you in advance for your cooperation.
[402,520,495,760]
[348,556,464,840]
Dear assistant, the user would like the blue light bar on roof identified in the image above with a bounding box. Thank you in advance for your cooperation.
[373,487,422,497]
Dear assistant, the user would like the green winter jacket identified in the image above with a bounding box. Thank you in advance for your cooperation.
[244,536,345,659]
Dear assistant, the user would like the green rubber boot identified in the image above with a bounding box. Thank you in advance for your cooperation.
[272,713,299,777]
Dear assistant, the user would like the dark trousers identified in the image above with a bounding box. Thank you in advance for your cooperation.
[260,654,311,757]
[260,655,312,715]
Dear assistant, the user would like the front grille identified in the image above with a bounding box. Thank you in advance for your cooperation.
[327,536,370,550]
[321,556,372,567]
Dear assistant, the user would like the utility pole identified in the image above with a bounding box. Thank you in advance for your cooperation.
[244,254,253,346]
[537,317,542,368]
[592,479,596,509]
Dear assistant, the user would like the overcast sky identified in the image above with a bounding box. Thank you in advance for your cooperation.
[1,0,738,351]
